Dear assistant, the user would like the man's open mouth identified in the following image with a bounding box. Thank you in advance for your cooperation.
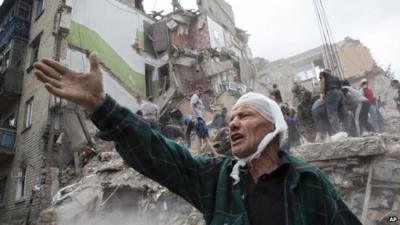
[231,133,244,145]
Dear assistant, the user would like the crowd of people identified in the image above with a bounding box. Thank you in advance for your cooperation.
[274,69,397,149]
[135,69,400,155]
[135,86,226,157]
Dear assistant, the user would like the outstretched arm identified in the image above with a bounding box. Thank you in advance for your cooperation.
[33,54,224,211]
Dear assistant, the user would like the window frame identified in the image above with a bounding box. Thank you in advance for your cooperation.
[15,168,26,201]
[29,33,42,67]
[17,1,32,21]
[24,97,33,129]
[35,0,45,18]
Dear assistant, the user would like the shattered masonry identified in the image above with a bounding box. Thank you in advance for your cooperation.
[0,0,399,225]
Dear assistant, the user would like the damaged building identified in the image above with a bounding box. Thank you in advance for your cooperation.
[0,0,256,224]
[253,37,397,110]
[145,0,256,119]
[1,0,398,225]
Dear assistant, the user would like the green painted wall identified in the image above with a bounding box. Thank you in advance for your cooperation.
[67,21,145,95]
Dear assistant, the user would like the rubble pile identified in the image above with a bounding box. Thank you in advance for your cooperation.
[295,134,400,224]
[38,143,205,225]
[38,113,400,225]
[382,109,400,134]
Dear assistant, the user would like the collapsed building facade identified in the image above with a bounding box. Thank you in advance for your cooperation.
[0,0,256,224]
[1,1,398,225]
[253,37,397,110]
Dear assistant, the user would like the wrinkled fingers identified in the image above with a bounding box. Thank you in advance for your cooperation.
[34,69,62,88]
[33,62,63,80]
[40,58,69,75]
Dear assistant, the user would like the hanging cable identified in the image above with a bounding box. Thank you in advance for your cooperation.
[312,0,345,80]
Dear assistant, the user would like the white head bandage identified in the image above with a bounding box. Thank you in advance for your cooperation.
[230,92,288,184]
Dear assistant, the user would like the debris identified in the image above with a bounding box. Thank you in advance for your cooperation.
[39,149,205,225]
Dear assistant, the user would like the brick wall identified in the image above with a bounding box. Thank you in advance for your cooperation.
[0,0,63,224]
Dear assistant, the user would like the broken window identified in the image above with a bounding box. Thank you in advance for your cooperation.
[0,176,6,204]
[24,97,33,128]
[158,64,170,95]
[29,33,41,66]
[150,22,169,55]
[145,64,155,97]
[15,168,26,200]
[143,21,154,54]
[313,58,325,77]
[3,113,16,128]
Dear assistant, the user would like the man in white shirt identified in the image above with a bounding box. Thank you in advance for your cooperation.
[190,87,218,156]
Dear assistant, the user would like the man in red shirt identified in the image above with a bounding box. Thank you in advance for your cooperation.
[360,79,383,132]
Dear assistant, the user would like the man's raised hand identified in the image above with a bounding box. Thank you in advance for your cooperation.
[33,53,106,113]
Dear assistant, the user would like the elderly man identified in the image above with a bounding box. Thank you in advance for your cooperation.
[33,53,361,225]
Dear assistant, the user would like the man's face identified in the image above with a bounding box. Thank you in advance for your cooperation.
[229,106,275,158]
[197,88,203,96]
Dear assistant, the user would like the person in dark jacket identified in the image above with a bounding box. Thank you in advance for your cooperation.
[319,69,347,134]
[270,84,283,103]
[286,108,301,147]
[33,53,361,225]
[211,107,228,129]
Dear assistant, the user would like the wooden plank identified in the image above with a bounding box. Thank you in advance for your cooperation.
[361,163,374,224]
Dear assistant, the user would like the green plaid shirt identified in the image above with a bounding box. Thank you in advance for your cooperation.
[91,95,361,225]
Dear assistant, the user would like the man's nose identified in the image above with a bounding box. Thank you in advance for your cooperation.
[229,117,240,130]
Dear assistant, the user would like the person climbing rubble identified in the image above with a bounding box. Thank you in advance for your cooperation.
[286,108,301,147]
[33,53,362,225]
[319,69,347,135]
[270,84,283,104]
[312,98,330,142]
[296,89,315,142]
[210,107,228,129]
[342,85,374,136]
[139,96,159,130]
[360,78,383,133]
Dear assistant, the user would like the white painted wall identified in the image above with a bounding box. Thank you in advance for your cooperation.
[66,49,140,112]
[67,0,160,74]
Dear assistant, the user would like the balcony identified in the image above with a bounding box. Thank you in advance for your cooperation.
[0,67,23,111]
[0,18,31,47]
[0,128,15,162]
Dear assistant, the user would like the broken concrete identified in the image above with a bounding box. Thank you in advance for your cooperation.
[293,132,400,224]
[201,61,234,77]
[296,136,386,161]
[39,150,205,225]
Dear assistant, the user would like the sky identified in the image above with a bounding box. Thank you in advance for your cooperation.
[0,0,398,78]
[143,0,400,79]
